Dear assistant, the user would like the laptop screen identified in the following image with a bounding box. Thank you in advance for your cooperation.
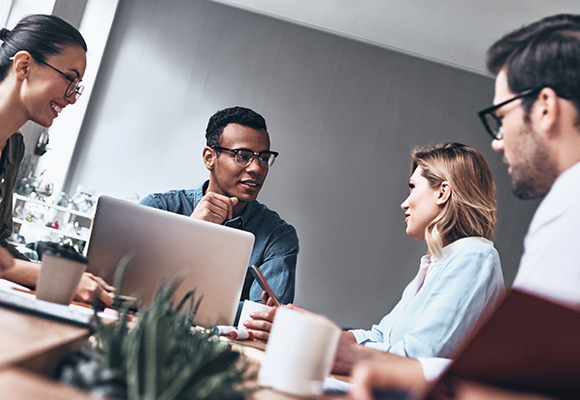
[85,196,254,326]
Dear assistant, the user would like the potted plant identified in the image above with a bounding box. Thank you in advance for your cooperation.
[58,259,249,400]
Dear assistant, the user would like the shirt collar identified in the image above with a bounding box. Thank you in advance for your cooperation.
[227,202,258,228]
[422,236,493,264]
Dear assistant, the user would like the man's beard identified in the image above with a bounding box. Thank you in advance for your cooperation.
[509,127,558,200]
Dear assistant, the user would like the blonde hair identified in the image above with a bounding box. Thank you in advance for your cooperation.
[411,142,497,258]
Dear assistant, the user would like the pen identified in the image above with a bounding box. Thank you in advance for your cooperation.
[229,329,254,340]
[212,325,237,335]
[212,325,254,340]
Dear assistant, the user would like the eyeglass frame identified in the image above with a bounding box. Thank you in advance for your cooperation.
[478,88,541,140]
[36,59,84,100]
[211,146,279,168]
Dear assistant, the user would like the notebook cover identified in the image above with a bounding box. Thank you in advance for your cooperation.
[430,288,580,399]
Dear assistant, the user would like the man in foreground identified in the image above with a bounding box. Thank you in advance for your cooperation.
[140,106,299,317]
[350,13,580,400]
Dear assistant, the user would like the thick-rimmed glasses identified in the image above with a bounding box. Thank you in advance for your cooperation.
[478,88,541,140]
[212,146,279,168]
[37,59,84,100]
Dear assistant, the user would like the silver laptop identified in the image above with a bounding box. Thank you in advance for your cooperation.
[85,195,254,326]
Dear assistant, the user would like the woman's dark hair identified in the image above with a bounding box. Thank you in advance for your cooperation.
[0,14,87,81]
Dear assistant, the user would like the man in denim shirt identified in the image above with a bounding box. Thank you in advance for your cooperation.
[140,107,298,319]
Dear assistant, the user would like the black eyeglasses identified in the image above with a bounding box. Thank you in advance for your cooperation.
[37,59,84,100]
[478,88,541,140]
[212,146,279,168]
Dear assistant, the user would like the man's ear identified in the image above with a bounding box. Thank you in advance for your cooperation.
[202,147,216,171]
[11,50,33,80]
[436,182,451,206]
[533,87,560,137]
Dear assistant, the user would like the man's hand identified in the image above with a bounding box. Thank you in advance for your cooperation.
[0,247,15,276]
[73,272,115,307]
[190,192,239,224]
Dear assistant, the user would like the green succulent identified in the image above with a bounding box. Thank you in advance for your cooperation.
[59,256,249,400]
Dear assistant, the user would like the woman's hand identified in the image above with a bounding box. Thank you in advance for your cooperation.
[261,289,278,307]
[241,291,301,341]
[73,272,115,306]
[243,303,278,342]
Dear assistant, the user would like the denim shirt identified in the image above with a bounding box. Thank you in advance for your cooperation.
[140,181,299,318]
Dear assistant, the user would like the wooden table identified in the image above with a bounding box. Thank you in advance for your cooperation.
[0,368,96,400]
[0,306,91,375]
[0,305,347,399]
[0,305,93,399]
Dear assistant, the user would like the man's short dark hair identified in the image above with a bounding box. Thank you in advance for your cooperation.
[486,14,580,120]
[205,106,268,147]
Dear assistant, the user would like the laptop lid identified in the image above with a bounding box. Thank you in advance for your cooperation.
[427,288,580,400]
[85,196,254,326]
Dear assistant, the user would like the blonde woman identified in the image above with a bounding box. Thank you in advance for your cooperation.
[247,142,504,377]
[332,142,504,373]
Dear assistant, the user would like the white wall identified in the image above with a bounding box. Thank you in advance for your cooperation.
[63,0,538,328]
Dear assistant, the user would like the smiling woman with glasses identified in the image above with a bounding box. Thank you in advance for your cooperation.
[0,14,116,306]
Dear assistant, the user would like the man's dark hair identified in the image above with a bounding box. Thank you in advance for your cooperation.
[486,14,580,120]
[205,106,268,147]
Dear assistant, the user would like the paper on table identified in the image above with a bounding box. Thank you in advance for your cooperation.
[323,376,352,393]
[0,279,115,327]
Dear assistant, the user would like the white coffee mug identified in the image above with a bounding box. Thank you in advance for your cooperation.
[258,307,341,396]
[36,250,88,305]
